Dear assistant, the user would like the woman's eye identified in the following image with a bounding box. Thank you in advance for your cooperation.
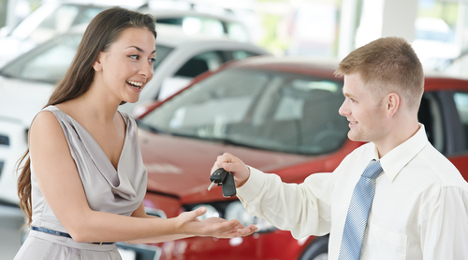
[149,58,156,64]
[129,55,139,60]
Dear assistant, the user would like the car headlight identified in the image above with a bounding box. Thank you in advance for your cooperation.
[225,201,276,233]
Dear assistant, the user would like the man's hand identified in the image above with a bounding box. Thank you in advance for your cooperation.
[211,153,250,187]
[175,207,257,238]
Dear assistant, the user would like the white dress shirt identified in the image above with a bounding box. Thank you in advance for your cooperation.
[237,125,468,260]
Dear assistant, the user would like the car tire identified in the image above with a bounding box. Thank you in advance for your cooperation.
[299,235,329,260]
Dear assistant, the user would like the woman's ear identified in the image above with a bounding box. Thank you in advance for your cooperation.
[92,53,103,72]
[386,92,400,118]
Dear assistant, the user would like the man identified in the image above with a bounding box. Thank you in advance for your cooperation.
[212,37,468,260]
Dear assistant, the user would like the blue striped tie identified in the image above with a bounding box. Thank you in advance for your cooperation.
[338,159,383,260]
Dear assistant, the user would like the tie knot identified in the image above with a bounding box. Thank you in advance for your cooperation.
[361,159,383,179]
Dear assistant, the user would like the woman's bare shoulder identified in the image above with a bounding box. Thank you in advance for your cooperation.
[31,110,61,133]
[29,110,67,148]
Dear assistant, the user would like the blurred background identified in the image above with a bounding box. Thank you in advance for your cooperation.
[1,0,468,260]
[1,0,468,74]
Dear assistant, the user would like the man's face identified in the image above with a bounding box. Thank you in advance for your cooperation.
[339,73,388,143]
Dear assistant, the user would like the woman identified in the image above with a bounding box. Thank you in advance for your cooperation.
[14,7,256,260]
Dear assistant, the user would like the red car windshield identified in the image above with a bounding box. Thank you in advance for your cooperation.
[140,68,349,155]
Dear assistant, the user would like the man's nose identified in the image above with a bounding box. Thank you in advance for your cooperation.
[339,99,349,116]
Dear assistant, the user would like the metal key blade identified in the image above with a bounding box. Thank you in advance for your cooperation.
[207,181,216,191]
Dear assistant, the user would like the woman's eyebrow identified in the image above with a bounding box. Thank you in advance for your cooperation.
[126,46,156,54]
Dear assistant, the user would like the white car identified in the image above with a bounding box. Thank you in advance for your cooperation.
[0,24,270,205]
[0,0,252,68]
[0,0,131,68]
[144,8,251,43]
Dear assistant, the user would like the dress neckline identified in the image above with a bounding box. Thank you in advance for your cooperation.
[48,105,129,172]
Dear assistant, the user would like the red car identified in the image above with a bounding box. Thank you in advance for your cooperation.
[131,56,468,260]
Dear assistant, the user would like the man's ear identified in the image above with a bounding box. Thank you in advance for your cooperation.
[386,92,400,118]
[92,52,103,72]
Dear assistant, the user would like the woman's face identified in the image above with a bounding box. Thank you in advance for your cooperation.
[93,27,156,104]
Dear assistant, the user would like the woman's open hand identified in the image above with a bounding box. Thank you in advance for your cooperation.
[175,207,258,238]
[200,217,258,238]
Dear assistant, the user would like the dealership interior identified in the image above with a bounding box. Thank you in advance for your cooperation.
[1,0,468,260]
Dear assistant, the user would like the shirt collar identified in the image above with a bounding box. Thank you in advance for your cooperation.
[375,124,429,182]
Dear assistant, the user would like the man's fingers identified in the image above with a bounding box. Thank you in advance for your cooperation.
[211,153,232,174]
[210,163,218,175]
[212,153,238,174]
[224,162,240,172]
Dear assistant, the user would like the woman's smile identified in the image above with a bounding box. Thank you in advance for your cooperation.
[126,80,144,92]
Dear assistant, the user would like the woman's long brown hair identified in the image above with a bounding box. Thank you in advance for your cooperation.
[16,7,156,226]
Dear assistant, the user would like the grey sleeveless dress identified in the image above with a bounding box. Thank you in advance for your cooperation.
[14,106,148,260]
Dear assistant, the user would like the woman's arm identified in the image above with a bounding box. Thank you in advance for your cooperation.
[125,201,257,244]
[125,202,193,244]
[29,112,251,243]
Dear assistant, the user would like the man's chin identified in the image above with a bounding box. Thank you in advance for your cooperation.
[347,132,367,142]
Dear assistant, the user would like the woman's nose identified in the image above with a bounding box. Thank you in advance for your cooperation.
[140,61,154,79]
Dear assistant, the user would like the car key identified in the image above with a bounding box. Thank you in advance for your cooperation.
[208,168,228,191]
[208,168,237,197]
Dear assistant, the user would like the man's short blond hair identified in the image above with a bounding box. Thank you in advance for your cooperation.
[335,37,424,110]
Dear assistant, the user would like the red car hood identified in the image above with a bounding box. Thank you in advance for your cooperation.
[138,129,324,204]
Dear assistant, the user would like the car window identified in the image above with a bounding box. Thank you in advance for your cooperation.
[158,17,224,37]
[231,50,258,60]
[174,51,223,78]
[0,34,81,83]
[156,18,183,26]
[189,17,224,36]
[153,45,173,70]
[226,22,249,42]
[27,4,80,44]
[73,7,103,26]
[0,36,174,84]
[454,92,468,150]
[157,17,249,42]
[140,68,349,155]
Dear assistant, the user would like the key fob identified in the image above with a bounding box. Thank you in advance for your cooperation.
[222,171,236,197]
[210,168,228,184]
[209,168,236,198]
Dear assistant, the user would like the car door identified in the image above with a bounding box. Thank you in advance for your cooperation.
[418,89,468,180]
[444,90,468,179]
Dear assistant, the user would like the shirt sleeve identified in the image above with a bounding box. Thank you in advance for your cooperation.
[420,186,468,259]
[236,166,336,239]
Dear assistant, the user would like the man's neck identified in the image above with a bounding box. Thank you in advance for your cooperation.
[374,120,420,158]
